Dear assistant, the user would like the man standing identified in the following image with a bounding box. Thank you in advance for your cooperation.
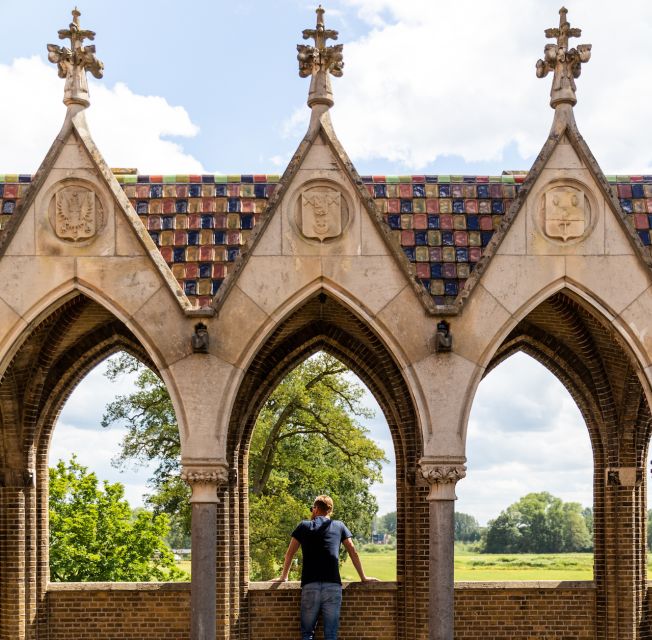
[278,495,376,640]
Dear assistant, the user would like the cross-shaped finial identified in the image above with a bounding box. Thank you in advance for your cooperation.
[536,7,591,109]
[47,8,104,108]
[297,5,344,110]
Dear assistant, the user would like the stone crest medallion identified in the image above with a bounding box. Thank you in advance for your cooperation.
[299,188,343,241]
[542,185,590,243]
[49,183,105,243]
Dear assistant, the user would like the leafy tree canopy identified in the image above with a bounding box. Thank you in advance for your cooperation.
[376,511,397,537]
[49,456,185,582]
[482,492,592,554]
[455,512,481,543]
[102,351,387,580]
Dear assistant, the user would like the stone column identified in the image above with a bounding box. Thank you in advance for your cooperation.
[419,461,466,640]
[182,466,229,640]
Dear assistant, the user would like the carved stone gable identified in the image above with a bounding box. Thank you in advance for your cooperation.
[299,187,343,241]
[543,185,588,242]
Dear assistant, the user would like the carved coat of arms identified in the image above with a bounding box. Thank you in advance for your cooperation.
[300,190,342,241]
[544,186,586,242]
[55,187,97,241]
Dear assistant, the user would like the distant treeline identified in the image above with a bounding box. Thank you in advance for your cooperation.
[377,492,615,554]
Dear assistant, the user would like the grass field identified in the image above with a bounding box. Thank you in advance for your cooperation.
[339,545,598,582]
[179,546,652,582]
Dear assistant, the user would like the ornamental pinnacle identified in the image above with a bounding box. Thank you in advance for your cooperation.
[47,8,104,108]
[536,7,591,109]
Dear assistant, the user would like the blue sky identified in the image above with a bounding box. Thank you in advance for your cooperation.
[4,1,651,523]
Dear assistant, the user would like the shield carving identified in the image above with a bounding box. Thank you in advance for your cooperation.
[544,186,586,242]
[300,190,342,241]
[55,187,97,241]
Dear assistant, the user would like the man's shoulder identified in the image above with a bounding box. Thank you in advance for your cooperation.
[331,519,352,536]
[292,519,312,534]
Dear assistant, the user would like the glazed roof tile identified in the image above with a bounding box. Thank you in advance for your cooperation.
[1,173,650,309]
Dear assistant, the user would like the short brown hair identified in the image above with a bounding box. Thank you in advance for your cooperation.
[313,495,333,514]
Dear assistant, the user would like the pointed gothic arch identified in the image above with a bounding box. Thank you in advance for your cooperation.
[0,291,184,639]
[463,287,652,639]
[220,289,428,640]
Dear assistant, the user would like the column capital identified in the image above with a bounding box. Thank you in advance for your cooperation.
[181,465,229,503]
[419,459,466,501]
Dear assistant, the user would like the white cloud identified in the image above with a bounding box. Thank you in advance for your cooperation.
[0,56,203,174]
[51,356,159,508]
[459,352,594,525]
[292,0,652,173]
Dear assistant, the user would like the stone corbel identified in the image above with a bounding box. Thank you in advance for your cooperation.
[605,467,643,488]
[0,467,35,489]
[181,465,229,503]
[419,460,466,501]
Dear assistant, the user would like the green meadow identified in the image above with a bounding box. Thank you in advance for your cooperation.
[339,545,601,582]
[183,545,652,582]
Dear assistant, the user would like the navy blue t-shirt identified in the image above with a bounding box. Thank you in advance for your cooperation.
[291,516,352,586]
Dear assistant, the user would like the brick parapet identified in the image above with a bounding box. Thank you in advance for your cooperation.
[43,581,598,639]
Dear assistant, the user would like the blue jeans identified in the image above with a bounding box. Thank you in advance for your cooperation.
[300,582,343,640]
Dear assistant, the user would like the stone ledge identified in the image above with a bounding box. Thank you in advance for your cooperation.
[47,582,191,592]
[454,580,595,590]
[248,580,398,591]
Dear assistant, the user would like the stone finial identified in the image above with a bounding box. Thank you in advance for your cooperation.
[181,466,229,503]
[297,5,344,110]
[47,8,104,108]
[536,7,591,108]
[419,461,466,501]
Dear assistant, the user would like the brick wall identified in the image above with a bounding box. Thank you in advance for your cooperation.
[46,583,191,639]
[44,581,597,639]
[454,581,596,639]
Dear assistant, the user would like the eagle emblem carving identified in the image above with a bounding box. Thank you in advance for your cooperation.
[55,187,97,241]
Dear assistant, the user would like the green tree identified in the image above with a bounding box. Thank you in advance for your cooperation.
[454,512,481,543]
[102,351,387,580]
[482,492,592,553]
[376,511,397,536]
[49,456,186,582]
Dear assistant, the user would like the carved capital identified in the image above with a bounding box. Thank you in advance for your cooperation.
[181,466,229,503]
[419,461,466,501]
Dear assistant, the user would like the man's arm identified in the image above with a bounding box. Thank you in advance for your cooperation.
[277,537,300,581]
[342,537,378,582]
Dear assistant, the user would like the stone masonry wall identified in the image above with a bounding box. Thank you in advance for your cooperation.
[45,581,596,640]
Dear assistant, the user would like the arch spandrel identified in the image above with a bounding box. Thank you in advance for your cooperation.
[0,291,192,450]
[455,285,652,450]
[208,282,437,462]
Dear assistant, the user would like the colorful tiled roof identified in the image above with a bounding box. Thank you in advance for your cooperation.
[1,173,651,308]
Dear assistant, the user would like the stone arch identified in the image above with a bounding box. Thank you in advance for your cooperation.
[0,291,182,639]
[465,287,652,640]
[221,289,428,640]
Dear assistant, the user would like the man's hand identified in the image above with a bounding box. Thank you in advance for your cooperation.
[362,576,380,582]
